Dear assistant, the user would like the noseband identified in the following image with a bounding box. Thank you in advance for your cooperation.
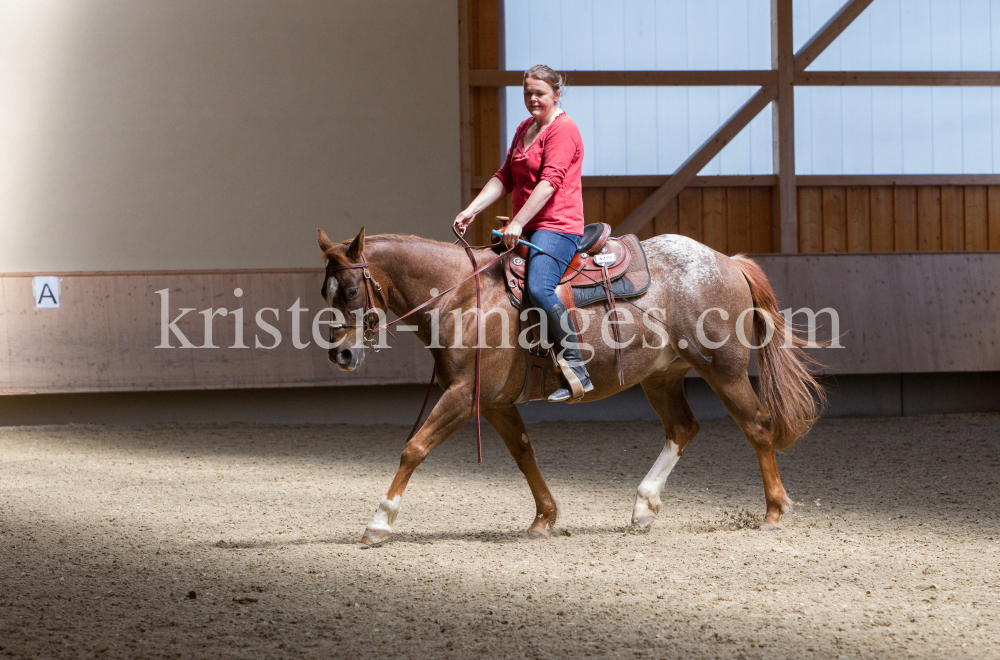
[326,253,390,349]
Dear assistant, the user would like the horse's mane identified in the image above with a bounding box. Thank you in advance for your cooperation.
[322,232,466,266]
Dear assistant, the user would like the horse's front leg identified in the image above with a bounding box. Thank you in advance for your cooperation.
[362,385,473,546]
[482,405,558,538]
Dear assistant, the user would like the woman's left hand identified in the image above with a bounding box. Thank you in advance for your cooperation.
[502,222,522,250]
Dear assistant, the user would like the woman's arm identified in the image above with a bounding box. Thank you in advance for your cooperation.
[455,121,527,236]
[501,180,554,249]
[453,177,508,236]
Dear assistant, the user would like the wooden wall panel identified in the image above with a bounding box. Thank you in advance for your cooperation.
[965,185,989,250]
[0,272,433,395]
[916,186,942,251]
[629,188,654,240]
[798,187,823,252]
[870,186,895,251]
[749,187,773,253]
[893,186,918,251]
[989,186,1000,250]
[821,187,847,252]
[702,188,727,253]
[726,187,752,254]
[757,253,1000,374]
[4,254,997,394]
[603,188,631,231]
[467,0,501,247]
[678,189,704,243]
[941,186,965,251]
[472,179,999,255]
[582,188,605,225]
[653,196,680,236]
[845,186,871,252]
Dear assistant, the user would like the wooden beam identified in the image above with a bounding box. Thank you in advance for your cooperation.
[472,174,1000,190]
[612,86,777,237]
[794,0,876,71]
[798,174,1000,186]
[458,0,472,208]
[468,69,778,87]
[773,0,797,253]
[470,68,1000,89]
[796,71,1000,86]
[472,175,779,189]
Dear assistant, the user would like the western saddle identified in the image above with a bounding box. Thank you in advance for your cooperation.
[496,220,646,403]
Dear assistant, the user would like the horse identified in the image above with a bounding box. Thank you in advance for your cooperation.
[317,226,824,545]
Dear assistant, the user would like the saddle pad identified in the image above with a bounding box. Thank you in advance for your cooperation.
[571,234,651,308]
[503,233,651,308]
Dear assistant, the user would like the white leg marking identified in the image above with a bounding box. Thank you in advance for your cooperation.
[366,495,401,535]
[521,432,530,445]
[631,441,682,526]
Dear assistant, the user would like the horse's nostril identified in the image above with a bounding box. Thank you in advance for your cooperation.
[337,349,353,364]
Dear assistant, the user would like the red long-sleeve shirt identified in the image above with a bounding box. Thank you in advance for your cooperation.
[493,112,585,236]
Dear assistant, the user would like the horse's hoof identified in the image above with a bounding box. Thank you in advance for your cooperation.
[362,527,391,546]
[761,521,784,532]
[631,515,655,530]
[526,527,551,540]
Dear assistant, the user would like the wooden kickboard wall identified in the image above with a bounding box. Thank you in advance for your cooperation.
[0,271,433,395]
[1,252,998,394]
[472,183,1000,256]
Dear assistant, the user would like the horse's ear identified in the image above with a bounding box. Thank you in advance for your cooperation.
[318,229,335,253]
[345,226,365,260]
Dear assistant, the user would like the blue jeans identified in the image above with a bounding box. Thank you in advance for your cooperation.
[525,229,581,313]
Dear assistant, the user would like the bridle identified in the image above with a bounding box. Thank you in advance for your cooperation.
[324,231,514,463]
[325,253,391,350]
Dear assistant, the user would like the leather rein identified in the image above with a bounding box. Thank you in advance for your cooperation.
[325,253,393,349]
[327,232,513,463]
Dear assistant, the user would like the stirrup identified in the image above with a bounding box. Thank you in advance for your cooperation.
[549,358,591,403]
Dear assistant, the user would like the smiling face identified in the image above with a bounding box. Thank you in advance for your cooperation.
[523,76,560,122]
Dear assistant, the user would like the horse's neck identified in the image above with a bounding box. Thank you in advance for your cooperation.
[367,237,476,315]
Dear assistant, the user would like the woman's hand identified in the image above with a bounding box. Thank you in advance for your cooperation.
[453,208,477,236]
[502,222,522,250]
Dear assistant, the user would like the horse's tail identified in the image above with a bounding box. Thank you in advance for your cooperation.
[731,255,826,451]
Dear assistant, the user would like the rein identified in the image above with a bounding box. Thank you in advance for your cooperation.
[329,233,513,463]
[328,226,712,464]
[326,253,394,348]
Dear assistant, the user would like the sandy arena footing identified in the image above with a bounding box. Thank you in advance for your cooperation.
[1,414,999,659]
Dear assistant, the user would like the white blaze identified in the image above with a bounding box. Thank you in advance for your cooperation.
[326,278,338,307]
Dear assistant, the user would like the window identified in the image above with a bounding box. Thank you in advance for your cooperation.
[503,0,1000,175]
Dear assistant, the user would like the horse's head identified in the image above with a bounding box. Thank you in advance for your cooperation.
[318,226,377,371]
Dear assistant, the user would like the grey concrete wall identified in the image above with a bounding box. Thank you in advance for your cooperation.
[0,0,460,272]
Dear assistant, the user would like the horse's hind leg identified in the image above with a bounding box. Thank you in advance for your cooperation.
[707,373,791,530]
[632,369,700,530]
[362,386,472,546]
[482,405,558,538]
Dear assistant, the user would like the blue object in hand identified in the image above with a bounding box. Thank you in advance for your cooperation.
[491,229,546,255]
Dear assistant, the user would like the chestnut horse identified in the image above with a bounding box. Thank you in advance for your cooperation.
[318,227,824,545]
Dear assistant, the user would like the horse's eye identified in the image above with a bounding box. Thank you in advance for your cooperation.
[346,287,359,300]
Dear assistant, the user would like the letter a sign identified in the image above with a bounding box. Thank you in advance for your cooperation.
[33,276,60,310]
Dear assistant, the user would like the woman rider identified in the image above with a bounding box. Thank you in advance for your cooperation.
[453,64,592,402]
